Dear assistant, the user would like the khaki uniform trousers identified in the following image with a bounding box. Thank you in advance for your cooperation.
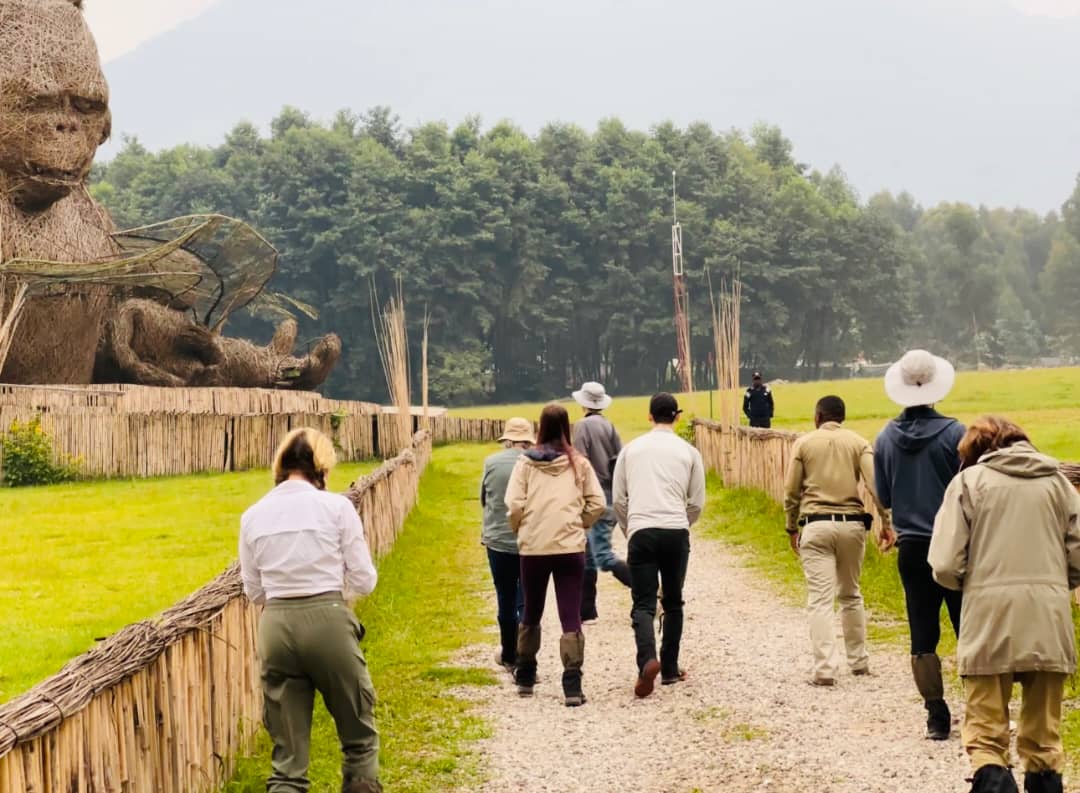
[799,519,869,681]
[963,671,1067,774]
[258,592,379,793]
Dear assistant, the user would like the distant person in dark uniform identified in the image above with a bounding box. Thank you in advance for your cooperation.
[743,372,774,428]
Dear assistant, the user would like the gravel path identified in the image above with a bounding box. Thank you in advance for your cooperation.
[458,530,980,793]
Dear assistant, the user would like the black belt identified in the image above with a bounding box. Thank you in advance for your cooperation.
[798,513,872,529]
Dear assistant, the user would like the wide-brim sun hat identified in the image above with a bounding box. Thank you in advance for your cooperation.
[884,349,956,408]
[499,417,535,444]
[572,381,613,410]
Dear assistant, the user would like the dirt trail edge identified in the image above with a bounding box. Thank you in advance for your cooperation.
[458,531,974,793]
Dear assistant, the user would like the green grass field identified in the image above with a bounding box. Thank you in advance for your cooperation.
[451,366,1080,459]
[0,460,377,703]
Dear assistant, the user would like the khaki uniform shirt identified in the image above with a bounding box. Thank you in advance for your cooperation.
[783,422,890,533]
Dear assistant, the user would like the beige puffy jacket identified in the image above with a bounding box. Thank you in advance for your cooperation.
[505,449,606,556]
[929,442,1080,676]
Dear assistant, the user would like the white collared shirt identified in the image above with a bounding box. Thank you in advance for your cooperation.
[239,479,377,604]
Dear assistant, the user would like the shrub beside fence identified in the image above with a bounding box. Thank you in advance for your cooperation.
[0,430,434,793]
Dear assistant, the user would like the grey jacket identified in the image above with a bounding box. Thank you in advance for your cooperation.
[572,413,622,496]
[481,447,524,554]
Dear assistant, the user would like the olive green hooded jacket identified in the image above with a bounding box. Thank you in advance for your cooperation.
[929,442,1080,676]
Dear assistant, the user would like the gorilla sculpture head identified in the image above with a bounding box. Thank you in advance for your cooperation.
[0,0,111,212]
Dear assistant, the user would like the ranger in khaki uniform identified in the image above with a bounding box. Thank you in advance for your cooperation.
[783,395,893,686]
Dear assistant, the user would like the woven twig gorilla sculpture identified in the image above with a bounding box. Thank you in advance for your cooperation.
[0,0,340,389]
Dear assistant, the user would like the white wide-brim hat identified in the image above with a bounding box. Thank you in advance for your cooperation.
[572,381,613,410]
[884,349,956,408]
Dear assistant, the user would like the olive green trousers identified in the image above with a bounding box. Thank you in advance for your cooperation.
[258,593,379,793]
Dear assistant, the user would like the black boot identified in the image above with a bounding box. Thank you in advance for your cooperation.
[1024,770,1064,793]
[560,631,586,706]
[912,654,950,740]
[970,765,1019,793]
[580,569,599,622]
[514,624,541,697]
[610,559,632,588]
[496,617,517,670]
[342,778,383,793]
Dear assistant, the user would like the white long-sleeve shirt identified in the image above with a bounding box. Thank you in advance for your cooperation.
[239,479,377,604]
[612,425,707,536]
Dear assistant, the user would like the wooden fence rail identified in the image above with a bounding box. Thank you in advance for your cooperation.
[0,430,433,793]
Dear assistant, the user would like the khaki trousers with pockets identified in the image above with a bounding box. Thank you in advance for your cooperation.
[258,592,379,793]
[799,519,868,681]
[963,671,1067,774]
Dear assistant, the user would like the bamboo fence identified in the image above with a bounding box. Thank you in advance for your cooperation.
[0,430,434,793]
[0,385,507,475]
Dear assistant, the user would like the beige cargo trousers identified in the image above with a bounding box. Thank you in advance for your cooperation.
[257,592,379,793]
[799,518,870,682]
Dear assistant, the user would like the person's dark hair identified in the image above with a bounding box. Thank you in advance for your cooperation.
[958,415,1031,469]
[536,403,576,470]
[815,395,846,424]
[272,427,335,490]
[649,392,681,424]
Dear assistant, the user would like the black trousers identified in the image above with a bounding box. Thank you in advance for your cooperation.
[486,548,524,664]
[748,416,771,428]
[628,528,690,676]
[898,538,961,655]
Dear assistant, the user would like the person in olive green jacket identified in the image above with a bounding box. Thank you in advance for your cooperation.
[930,416,1080,793]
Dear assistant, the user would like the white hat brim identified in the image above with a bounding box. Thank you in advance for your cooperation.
[884,355,956,407]
[572,390,613,410]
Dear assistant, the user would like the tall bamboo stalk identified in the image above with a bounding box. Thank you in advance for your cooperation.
[421,307,430,429]
[371,281,411,453]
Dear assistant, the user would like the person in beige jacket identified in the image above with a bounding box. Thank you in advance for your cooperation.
[930,416,1080,793]
[505,403,605,706]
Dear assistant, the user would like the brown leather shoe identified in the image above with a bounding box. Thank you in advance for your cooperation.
[635,659,661,698]
[808,676,836,687]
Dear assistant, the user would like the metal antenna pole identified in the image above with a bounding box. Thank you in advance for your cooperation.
[671,171,693,393]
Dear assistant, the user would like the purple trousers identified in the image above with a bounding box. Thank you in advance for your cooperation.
[519,552,586,633]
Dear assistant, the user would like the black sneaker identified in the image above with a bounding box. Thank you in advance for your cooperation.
[661,668,688,685]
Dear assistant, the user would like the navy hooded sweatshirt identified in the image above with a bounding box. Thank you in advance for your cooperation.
[873,407,965,543]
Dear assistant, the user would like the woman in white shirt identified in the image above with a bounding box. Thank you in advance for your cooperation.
[240,428,381,793]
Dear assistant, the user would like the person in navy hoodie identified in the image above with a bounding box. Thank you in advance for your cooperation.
[874,350,966,741]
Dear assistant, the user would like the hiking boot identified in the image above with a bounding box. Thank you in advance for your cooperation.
[852,666,871,677]
[494,650,514,674]
[560,631,586,706]
[970,765,1019,793]
[808,676,836,687]
[610,559,632,588]
[634,658,661,698]
[926,698,951,741]
[1024,770,1064,793]
[515,624,541,697]
[580,569,599,623]
[342,777,383,793]
[661,668,687,686]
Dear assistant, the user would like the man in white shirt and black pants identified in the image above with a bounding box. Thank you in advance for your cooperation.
[613,393,707,698]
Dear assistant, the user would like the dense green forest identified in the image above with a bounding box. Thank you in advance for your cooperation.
[90,107,1080,404]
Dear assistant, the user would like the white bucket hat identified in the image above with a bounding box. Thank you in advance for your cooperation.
[884,349,956,408]
[498,417,535,444]
[572,381,613,411]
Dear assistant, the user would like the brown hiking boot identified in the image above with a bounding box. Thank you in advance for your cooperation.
[635,659,661,698]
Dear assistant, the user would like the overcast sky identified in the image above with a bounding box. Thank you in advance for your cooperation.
[83,0,1080,62]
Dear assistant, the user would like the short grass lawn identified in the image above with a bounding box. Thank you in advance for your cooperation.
[0,460,377,703]
[451,366,1080,460]
[224,443,495,793]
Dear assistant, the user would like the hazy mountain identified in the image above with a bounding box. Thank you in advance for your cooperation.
[101,0,1080,210]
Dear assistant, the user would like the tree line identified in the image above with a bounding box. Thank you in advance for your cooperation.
[89,107,1080,404]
